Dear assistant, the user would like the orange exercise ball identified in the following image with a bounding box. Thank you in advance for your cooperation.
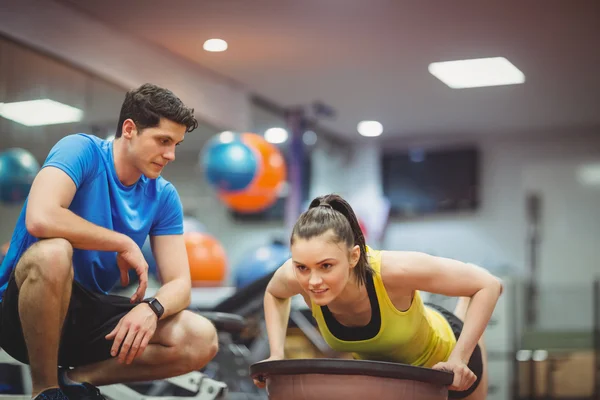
[184,232,227,286]
[219,132,287,213]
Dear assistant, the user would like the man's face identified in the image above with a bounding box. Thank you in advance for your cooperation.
[127,118,186,179]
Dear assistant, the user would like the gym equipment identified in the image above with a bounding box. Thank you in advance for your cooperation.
[0,347,31,399]
[218,133,286,214]
[234,242,290,289]
[250,358,454,400]
[185,232,228,286]
[0,148,40,204]
[100,371,227,400]
[202,133,259,192]
[99,312,265,400]
[205,270,337,363]
[0,309,264,399]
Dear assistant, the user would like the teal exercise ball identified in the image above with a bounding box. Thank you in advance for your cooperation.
[0,148,40,204]
[201,133,259,192]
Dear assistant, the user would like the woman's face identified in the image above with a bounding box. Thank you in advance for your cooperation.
[291,231,359,306]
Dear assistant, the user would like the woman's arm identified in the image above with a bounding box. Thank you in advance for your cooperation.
[263,259,304,359]
[381,250,503,363]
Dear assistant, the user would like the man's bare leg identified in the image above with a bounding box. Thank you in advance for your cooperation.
[68,311,219,386]
[14,239,74,397]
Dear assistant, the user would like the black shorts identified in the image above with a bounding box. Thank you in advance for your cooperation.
[0,270,136,367]
[425,303,484,399]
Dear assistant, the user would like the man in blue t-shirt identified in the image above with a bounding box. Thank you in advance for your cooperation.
[0,84,219,400]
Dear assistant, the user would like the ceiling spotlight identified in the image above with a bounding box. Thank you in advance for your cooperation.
[218,131,235,143]
[264,128,288,144]
[203,38,228,52]
[357,120,383,137]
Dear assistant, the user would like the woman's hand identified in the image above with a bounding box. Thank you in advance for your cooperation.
[253,356,284,389]
[432,359,476,392]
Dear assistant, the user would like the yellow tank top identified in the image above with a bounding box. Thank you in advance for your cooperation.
[310,247,457,367]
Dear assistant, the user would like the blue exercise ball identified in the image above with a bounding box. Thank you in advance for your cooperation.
[183,216,206,233]
[201,133,258,192]
[0,148,40,204]
[235,242,291,288]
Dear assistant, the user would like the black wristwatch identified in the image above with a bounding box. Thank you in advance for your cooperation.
[142,297,164,320]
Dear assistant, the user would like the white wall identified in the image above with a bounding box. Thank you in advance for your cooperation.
[376,131,600,331]
[380,132,600,278]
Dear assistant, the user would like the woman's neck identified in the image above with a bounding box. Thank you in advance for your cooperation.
[328,278,369,313]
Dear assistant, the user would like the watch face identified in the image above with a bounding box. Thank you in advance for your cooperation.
[152,299,164,312]
[148,298,164,316]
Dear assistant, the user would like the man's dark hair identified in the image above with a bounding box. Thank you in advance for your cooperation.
[115,83,198,137]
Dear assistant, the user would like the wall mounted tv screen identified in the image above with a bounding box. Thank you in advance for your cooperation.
[381,147,480,217]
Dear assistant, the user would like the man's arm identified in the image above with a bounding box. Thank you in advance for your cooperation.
[26,166,133,252]
[147,234,192,319]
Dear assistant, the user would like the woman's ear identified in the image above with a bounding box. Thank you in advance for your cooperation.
[349,245,361,268]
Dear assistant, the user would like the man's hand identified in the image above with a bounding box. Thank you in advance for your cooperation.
[105,303,158,365]
[117,239,149,303]
[432,359,476,392]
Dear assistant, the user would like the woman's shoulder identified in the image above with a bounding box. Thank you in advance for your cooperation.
[378,250,427,291]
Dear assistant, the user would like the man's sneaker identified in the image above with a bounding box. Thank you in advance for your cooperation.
[60,382,107,400]
[58,367,107,400]
[34,388,69,399]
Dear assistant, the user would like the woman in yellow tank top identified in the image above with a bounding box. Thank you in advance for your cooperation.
[257,194,503,400]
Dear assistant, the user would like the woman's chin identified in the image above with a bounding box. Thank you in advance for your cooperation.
[309,290,333,305]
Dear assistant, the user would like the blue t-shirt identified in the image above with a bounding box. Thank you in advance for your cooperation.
[0,133,184,298]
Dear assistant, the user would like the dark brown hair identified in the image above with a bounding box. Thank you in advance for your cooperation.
[290,194,373,286]
[115,83,198,137]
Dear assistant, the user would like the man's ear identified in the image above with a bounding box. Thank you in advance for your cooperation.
[121,119,138,139]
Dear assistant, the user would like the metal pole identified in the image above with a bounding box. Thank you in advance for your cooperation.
[594,278,599,400]
[526,193,542,328]
[284,107,306,235]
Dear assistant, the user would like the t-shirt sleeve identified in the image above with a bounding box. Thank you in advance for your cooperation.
[151,183,184,236]
[42,134,98,188]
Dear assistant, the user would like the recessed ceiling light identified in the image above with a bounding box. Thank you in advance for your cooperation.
[218,131,235,143]
[428,57,525,89]
[203,38,228,52]
[357,120,383,137]
[264,128,288,144]
[0,99,83,126]
[302,130,317,146]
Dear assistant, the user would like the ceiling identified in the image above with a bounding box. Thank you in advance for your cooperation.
[58,0,600,142]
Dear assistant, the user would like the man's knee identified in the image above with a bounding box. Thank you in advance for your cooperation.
[179,311,219,371]
[15,238,73,289]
